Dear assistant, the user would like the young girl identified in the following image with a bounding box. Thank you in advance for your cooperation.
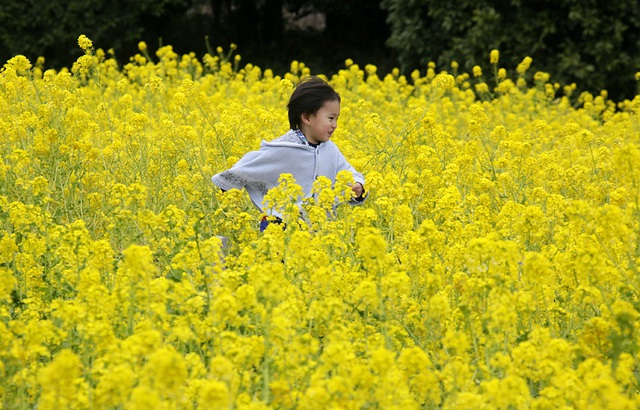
[212,76,366,231]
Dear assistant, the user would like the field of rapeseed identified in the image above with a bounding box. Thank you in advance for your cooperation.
[1,35,640,409]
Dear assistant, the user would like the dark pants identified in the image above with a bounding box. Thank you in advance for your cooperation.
[260,215,284,232]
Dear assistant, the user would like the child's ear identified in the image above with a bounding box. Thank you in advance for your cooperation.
[301,112,311,125]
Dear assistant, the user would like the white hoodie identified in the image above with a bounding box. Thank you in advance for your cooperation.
[211,129,365,214]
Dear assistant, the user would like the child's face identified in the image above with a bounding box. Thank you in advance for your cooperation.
[301,100,340,145]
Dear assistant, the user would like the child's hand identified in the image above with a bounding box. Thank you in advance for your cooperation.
[351,182,364,198]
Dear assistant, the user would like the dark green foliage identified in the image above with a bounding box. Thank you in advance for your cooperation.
[381,0,640,101]
[318,0,393,71]
[0,0,393,80]
[1,0,638,102]
[202,0,394,75]
[0,0,189,69]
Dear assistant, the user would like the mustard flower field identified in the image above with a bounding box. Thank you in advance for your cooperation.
[1,36,640,409]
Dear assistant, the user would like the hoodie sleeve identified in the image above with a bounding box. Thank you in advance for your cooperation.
[334,148,364,184]
[212,148,278,192]
[333,147,367,204]
[212,140,313,195]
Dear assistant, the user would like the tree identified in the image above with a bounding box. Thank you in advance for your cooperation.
[0,0,190,69]
[0,0,393,77]
[381,0,640,101]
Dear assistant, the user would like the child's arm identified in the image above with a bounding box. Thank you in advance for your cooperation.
[212,148,277,192]
[351,182,367,203]
[352,182,364,197]
[333,149,367,203]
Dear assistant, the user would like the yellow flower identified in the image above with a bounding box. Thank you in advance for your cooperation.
[490,49,500,64]
[0,266,17,304]
[369,347,395,375]
[128,385,162,409]
[197,380,230,409]
[516,56,533,74]
[145,75,165,94]
[356,227,389,272]
[30,176,49,196]
[77,34,93,52]
[475,82,489,94]
[37,349,83,409]
[3,36,640,409]
[534,71,551,83]
[5,55,32,72]
[142,346,187,394]
[0,235,18,265]
[94,364,135,408]
[433,73,455,90]
[442,329,469,356]
[468,103,489,136]
[481,375,531,409]
[117,244,158,282]
[351,279,379,312]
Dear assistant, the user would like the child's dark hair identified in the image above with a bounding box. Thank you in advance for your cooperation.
[287,76,341,130]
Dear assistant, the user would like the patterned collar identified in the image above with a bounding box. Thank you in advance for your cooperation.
[294,129,308,145]
[294,129,319,147]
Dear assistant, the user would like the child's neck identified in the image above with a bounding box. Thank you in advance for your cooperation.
[296,128,318,147]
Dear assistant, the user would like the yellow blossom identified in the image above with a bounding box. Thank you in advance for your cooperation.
[77,34,93,52]
[37,349,83,409]
[516,56,533,74]
[490,49,500,64]
[1,40,639,409]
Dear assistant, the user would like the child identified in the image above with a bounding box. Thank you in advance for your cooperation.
[212,76,366,231]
